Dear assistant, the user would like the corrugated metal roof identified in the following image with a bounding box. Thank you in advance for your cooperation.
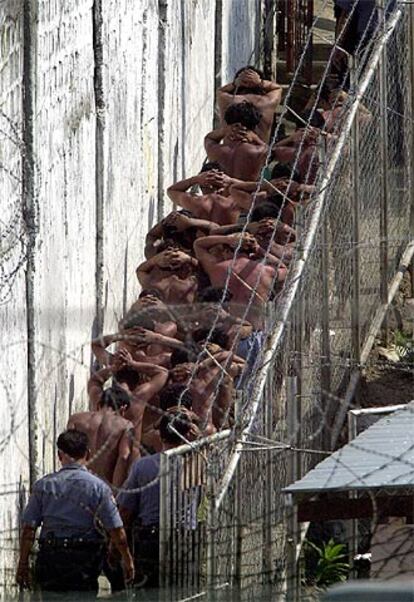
[285,402,414,495]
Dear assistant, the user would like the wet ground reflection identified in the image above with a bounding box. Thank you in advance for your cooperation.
[2,584,279,602]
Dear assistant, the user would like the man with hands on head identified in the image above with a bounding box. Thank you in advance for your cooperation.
[217,65,282,142]
[204,101,268,182]
[167,162,246,226]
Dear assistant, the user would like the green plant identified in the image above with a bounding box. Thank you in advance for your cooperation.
[394,329,414,362]
[305,539,350,588]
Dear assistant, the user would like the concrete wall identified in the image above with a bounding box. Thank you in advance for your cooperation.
[159,0,216,209]
[31,0,97,475]
[219,0,263,86]
[100,0,159,329]
[0,0,29,586]
[0,0,264,587]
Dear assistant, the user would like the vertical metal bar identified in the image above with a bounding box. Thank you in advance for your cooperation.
[206,468,216,598]
[287,0,295,72]
[277,0,287,53]
[378,0,389,343]
[286,376,299,602]
[350,55,361,366]
[262,375,273,583]
[159,452,170,589]
[234,460,242,586]
[347,412,359,577]
[409,2,414,298]
[263,0,276,80]
[319,138,332,451]
[306,0,314,85]
[294,216,303,482]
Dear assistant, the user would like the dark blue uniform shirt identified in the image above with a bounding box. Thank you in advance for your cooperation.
[117,453,161,526]
[22,463,123,540]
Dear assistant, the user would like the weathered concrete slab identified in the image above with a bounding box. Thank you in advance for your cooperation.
[0,0,265,589]
[159,0,216,213]
[100,0,159,329]
[31,0,96,472]
[0,0,29,587]
[220,0,263,85]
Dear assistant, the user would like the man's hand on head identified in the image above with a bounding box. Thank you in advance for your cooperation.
[155,250,176,268]
[227,123,249,142]
[197,171,223,190]
[112,348,131,371]
[125,327,155,346]
[169,364,192,384]
[163,211,191,232]
[235,69,261,90]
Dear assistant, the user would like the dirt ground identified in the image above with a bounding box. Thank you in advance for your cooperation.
[357,270,414,408]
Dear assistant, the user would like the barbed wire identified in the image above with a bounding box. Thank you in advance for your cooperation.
[1,0,413,595]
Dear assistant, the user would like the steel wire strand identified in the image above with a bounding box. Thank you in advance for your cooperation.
[213,5,405,510]
[167,2,361,429]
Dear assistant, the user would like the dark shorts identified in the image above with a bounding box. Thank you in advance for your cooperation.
[36,540,105,593]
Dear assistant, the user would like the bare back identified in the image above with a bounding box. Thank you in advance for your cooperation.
[191,192,241,226]
[68,411,133,485]
[141,267,198,304]
[209,141,267,182]
[206,256,282,328]
[218,94,279,142]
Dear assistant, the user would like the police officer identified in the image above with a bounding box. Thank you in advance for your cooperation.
[16,429,134,593]
[116,410,194,588]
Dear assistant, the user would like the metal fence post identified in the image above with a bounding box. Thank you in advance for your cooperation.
[350,55,361,367]
[263,373,274,583]
[286,374,299,602]
[206,468,217,599]
[409,1,414,298]
[378,0,390,343]
[319,137,332,451]
[159,453,170,591]
[263,0,277,79]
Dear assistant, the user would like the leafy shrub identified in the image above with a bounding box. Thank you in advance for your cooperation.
[305,539,350,588]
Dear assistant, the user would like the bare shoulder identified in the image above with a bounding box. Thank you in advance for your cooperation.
[68,411,92,424]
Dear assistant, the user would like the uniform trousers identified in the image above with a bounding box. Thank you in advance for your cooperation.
[36,540,105,593]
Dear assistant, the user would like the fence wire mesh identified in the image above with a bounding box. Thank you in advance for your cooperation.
[0,1,413,600]
[158,5,414,600]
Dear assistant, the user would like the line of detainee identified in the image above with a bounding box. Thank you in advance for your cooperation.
[17,7,374,590]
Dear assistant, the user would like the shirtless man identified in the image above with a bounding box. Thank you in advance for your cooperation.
[194,232,286,328]
[229,179,299,227]
[246,204,296,265]
[169,345,244,432]
[217,66,282,142]
[190,287,253,352]
[88,349,169,453]
[272,126,322,184]
[136,248,200,305]
[92,317,185,370]
[144,211,218,258]
[67,386,134,488]
[167,163,245,226]
[204,102,268,181]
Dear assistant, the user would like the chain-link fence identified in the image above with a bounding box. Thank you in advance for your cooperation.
[158,5,414,599]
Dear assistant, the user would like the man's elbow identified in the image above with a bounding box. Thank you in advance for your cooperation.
[166,187,176,202]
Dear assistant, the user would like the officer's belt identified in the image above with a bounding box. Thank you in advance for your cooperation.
[39,537,105,550]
